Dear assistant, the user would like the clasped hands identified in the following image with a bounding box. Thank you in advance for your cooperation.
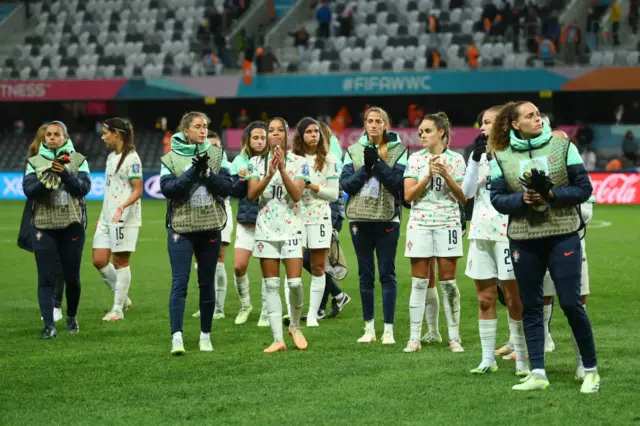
[519,168,554,206]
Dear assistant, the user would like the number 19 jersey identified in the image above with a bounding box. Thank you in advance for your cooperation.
[248,152,310,241]
[403,149,466,230]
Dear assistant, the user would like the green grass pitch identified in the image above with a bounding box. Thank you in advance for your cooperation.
[1,200,639,425]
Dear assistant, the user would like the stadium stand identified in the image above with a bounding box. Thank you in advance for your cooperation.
[0,0,254,80]
[588,0,639,67]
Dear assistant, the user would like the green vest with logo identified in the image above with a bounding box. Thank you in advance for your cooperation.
[346,143,407,221]
[494,137,581,240]
[161,145,227,233]
[27,152,86,230]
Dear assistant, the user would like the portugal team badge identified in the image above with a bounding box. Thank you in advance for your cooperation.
[257,242,264,253]
[407,241,413,251]
[35,231,42,241]
[351,225,358,235]
[512,250,520,263]
[172,233,179,243]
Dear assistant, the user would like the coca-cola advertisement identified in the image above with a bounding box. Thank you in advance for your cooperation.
[590,173,640,204]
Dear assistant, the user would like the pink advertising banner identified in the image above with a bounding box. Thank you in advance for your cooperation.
[224,126,578,151]
[0,80,127,101]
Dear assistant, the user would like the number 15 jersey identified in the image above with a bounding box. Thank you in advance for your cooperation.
[403,149,466,230]
[248,152,310,241]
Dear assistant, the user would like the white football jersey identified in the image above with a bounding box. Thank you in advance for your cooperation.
[99,151,142,228]
[468,153,509,242]
[404,149,466,230]
[301,152,340,225]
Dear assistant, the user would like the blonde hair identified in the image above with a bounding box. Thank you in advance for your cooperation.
[178,111,210,132]
[422,112,451,147]
[27,125,47,157]
[364,106,391,161]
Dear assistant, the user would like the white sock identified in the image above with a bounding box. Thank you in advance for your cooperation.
[234,274,251,308]
[261,278,267,317]
[287,278,303,328]
[365,319,374,331]
[335,292,344,302]
[440,280,461,341]
[264,277,283,340]
[479,319,498,364]
[507,312,515,347]
[572,303,586,368]
[200,331,210,340]
[425,287,440,335]
[409,277,429,341]
[384,323,393,334]
[113,266,131,313]
[194,262,198,270]
[532,368,547,380]
[308,274,326,320]
[284,282,292,317]
[99,264,117,292]
[543,303,552,342]
[214,262,227,313]
[172,331,182,341]
[509,318,529,371]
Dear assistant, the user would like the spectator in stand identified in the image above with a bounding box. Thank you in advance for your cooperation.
[214,29,231,68]
[255,47,280,74]
[622,130,638,165]
[236,109,250,128]
[480,0,498,31]
[467,41,480,68]
[488,13,506,41]
[337,4,354,37]
[523,6,541,53]
[542,10,561,47]
[630,0,639,35]
[289,27,310,61]
[586,7,599,52]
[574,121,594,149]
[537,36,556,66]
[610,0,622,46]
[316,1,332,39]
[560,20,581,65]
[582,147,597,171]
[427,48,445,68]
[202,50,218,75]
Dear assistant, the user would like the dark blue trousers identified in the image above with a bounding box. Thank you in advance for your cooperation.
[510,232,597,370]
[167,227,221,334]
[349,221,400,324]
[302,249,341,310]
[33,222,85,328]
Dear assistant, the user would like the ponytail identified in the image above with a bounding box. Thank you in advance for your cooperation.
[423,111,451,147]
[103,117,135,172]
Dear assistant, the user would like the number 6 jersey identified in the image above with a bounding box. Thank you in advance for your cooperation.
[403,149,466,230]
[247,151,310,241]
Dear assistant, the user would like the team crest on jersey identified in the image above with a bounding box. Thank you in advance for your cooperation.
[468,259,472,269]
[35,231,42,241]
[351,225,358,235]
[407,241,413,251]
[172,233,180,243]
[257,242,264,252]
[132,164,140,174]
[302,163,310,177]
[512,250,520,263]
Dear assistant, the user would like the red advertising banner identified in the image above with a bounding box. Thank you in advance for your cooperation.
[0,80,127,101]
[224,126,578,151]
[590,172,640,204]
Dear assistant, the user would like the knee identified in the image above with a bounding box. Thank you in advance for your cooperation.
[93,258,108,270]
[310,263,325,277]
[287,278,302,289]
[478,294,495,312]
[265,277,280,292]
[559,299,581,314]
[412,278,428,291]
[234,263,247,277]
[113,256,130,269]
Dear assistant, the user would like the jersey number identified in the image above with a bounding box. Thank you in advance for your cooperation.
[274,186,284,200]
[288,239,299,246]
[319,224,326,238]
[431,176,443,191]
[115,228,124,241]
[485,176,491,191]
[504,248,511,265]
[448,229,458,245]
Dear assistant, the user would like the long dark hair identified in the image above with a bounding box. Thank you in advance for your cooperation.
[292,117,327,172]
[422,111,451,148]
[242,120,268,158]
[488,101,528,154]
[103,117,135,172]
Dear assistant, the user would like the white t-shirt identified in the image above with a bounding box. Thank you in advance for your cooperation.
[301,152,340,225]
[404,149,466,230]
[99,151,142,228]
[467,153,509,242]
[248,151,310,241]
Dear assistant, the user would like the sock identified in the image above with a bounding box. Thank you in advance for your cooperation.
[308,275,326,320]
[384,323,393,334]
[584,366,597,373]
[365,319,374,330]
[510,318,528,371]
[99,264,117,292]
[335,292,344,302]
[284,282,292,317]
[264,277,283,340]
[479,319,498,364]
[543,303,552,341]
[287,278,303,328]
[200,331,210,340]
[440,280,461,341]
[532,368,547,380]
[409,277,429,341]
[425,287,440,335]
[572,304,586,369]
[261,278,267,317]
[507,312,515,347]
[234,274,251,309]
[113,266,131,313]
[194,262,198,270]
[214,262,227,314]
[172,331,182,340]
